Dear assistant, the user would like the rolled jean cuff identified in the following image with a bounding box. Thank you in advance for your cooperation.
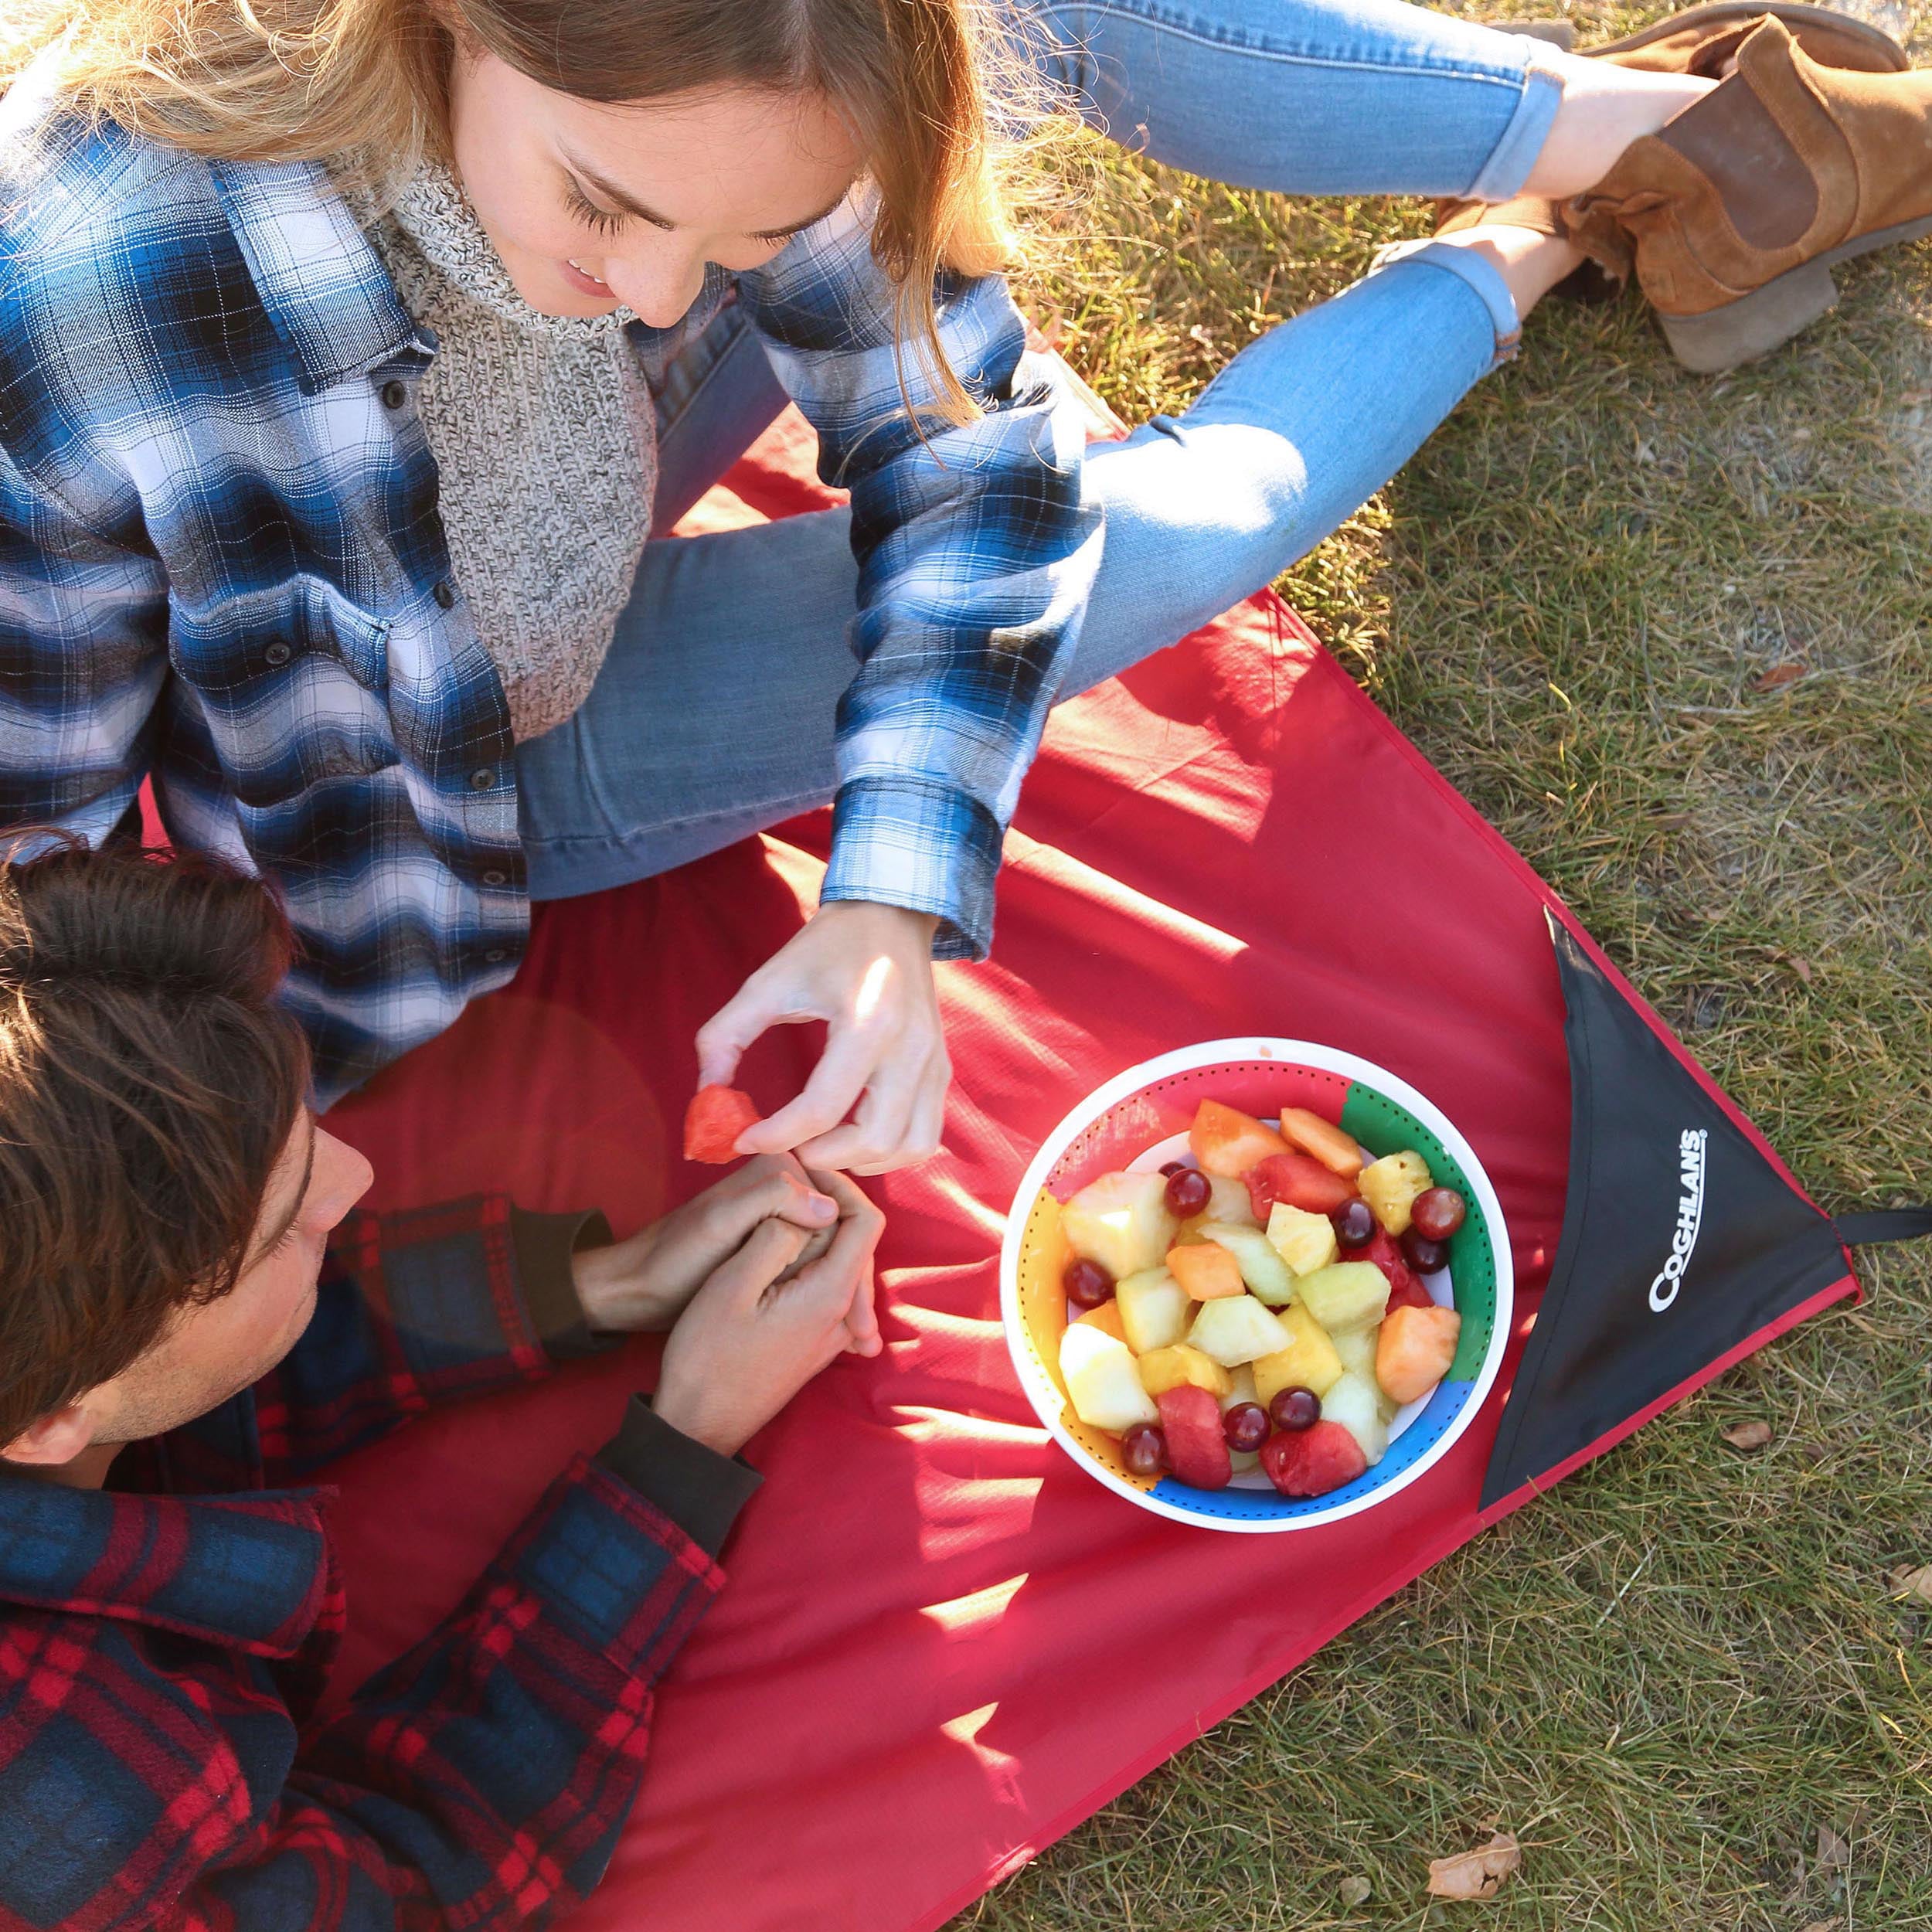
[1467,54,1564,202]
[1365,240,1523,367]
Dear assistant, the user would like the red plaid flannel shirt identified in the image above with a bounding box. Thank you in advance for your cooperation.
[0,1195,721,1930]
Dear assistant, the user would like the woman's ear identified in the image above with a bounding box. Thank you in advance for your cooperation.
[2,1403,97,1468]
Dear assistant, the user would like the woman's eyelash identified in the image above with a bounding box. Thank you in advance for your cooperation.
[565,180,627,236]
[265,1221,302,1260]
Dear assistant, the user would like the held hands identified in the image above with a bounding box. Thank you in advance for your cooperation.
[653,1170,886,1458]
[695,901,950,1175]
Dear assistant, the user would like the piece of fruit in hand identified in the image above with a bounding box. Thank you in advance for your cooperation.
[1261,1420,1368,1498]
[1165,1240,1247,1301]
[1186,1292,1293,1368]
[1353,1227,1433,1312]
[1251,1301,1345,1404]
[1244,1151,1356,1221]
[683,1084,762,1162]
[1265,1202,1338,1278]
[1059,1323,1160,1434]
[1358,1149,1433,1235]
[1115,1267,1192,1354]
[1294,1260,1391,1335]
[1195,1221,1298,1305]
[1062,1171,1180,1281]
[1275,1106,1365,1179]
[1137,1342,1233,1400]
[1189,1100,1292,1178]
[1155,1383,1233,1489]
[1376,1303,1463,1406]
[1318,1369,1389,1466]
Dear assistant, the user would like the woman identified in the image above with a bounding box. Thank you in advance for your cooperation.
[1,0,1917,1166]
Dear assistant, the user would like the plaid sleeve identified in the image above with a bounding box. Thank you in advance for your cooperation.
[737,205,1104,959]
[252,1195,554,1481]
[0,437,168,848]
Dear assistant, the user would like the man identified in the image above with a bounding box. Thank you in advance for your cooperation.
[0,837,883,1928]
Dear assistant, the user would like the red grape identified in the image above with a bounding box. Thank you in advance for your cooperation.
[1400,1228,1448,1274]
[1269,1386,1321,1432]
[1159,1160,1188,1176]
[1410,1186,1466,1241]
[1163,1166,1211,1218]
[1063,1258,1114,1308]
[1329,1198,1375,1250]
[1121,1423,1167,1477]
[1222,1401,1269,1454]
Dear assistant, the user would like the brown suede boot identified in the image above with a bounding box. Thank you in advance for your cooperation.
[1580,1,1905,79]
[1564,16,1932,369]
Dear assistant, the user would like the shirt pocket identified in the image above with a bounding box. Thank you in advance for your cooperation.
[168,578,402,808]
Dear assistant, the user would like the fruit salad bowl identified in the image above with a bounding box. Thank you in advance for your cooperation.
[998,1039,1513,1532]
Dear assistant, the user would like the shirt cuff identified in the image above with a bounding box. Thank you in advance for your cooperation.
[594,1396,763,1556]
[510,1206,621,1363]
[821,774,1002,961]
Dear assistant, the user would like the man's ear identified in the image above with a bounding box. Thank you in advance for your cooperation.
[2,1403,97,1468]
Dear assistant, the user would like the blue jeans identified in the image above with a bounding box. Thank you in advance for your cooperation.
[516,0,1562,895]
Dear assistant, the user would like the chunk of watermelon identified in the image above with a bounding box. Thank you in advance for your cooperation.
[683,1084,762,1163]
[1243,1151,1355,1221]
[1260,1420,1369,1498]
[1154,1383,1233,1489]
[1355,1227,1433,1311]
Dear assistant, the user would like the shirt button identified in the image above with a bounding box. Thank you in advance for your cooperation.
[380,379,407,410]
[433,580,455,610]
[263,638,292,667]
[481,868,509,887]
[469,767,495,791]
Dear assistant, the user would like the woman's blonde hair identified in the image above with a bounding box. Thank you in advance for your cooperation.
[3,0,1057,419]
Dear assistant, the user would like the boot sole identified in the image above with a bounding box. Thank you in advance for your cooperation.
[1586,2,1907,70]
[1658,213,1932,371]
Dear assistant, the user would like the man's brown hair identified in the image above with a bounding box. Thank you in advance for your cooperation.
[0,838,311,1444]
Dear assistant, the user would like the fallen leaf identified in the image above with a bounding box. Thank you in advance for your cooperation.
[1427,1832,1522,1900]
[1788,956,1814,984]
[1817,1824,1851,1868]
[1723,1420,1774,1451]
[1752,660,1808,691]
[1799,1920,1843,1931]
[1338,1874,1372,1907]
[1889,1564,1932,1604]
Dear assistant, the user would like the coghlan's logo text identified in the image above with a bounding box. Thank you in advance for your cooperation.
[1648,1128,1709,1313]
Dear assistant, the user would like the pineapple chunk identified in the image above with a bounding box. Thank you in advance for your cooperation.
[1331,1322,1378,1380]
[1251,1301,1345,1405]
[1061,1171,1181,1281]
[1321,1369,1389,1467]
[1115,1267,1192,1355]
[1196,1221,1298,1306]
[1137,1342,1232,1399]
[1186,1293,1293,1369]
[1060,1323,1161,1434]
[1295,1260,1391,1335]
[1358,1149,1433,1236]
[1265,1202,1338,1278]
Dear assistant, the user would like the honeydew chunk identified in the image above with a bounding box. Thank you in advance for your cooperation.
[1196,1221,1298,1307]
[1059,1323,1160,1434]
[1266,1202,1339,1278]
[1321,1369,1389,1467]
[1186,1293,1293,1369]
[1358,1150,1433,1236]
[1295,1260,1392,1336]
[1061,1171,1181,1281]
[1115,1267,1192,1355]
[1251,1302,1345,1405]
[1196,1172,1260,1228]
[1331,1322,1379,1381]
[1137,1342,1232,1400]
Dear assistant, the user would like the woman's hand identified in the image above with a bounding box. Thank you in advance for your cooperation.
[695,900,951,1175]
[653,1172,886,1458]
[570,1154,838,1335]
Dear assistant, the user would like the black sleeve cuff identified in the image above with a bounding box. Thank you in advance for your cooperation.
[510,1206,621,1362]
[595,1396,762,1556]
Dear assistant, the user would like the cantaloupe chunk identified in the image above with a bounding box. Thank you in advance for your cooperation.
[1375,1303,1462,1406]
[1265,1202,1338,1278]
[1276,1105,1365,1179]
[1075,1301,1128,1346]
[1189,1100,1292,1179]
[1186,1293,1293,1368]
[1295,1260,1391,1335]
[1251,1301,1346,1405]
[1358,1150,1433,1236]
[1062,1171,1180,1281]
[1115,1267,1192,1355]
[1167,1240,1246,1301]
[1137,1342,1232,1399]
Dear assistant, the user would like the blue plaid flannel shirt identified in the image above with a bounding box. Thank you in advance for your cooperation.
[0,69,1102,1103]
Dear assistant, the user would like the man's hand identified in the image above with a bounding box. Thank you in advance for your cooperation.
[570,1155,839,1336]
[694,901,950,1175]
[654,1172,887,1458]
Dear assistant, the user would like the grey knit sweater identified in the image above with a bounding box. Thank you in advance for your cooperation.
[349,160,655,742]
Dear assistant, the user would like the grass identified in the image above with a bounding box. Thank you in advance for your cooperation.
[950,4,1932,1925]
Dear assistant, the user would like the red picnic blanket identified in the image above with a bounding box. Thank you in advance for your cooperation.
[317,413,1853,1932]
